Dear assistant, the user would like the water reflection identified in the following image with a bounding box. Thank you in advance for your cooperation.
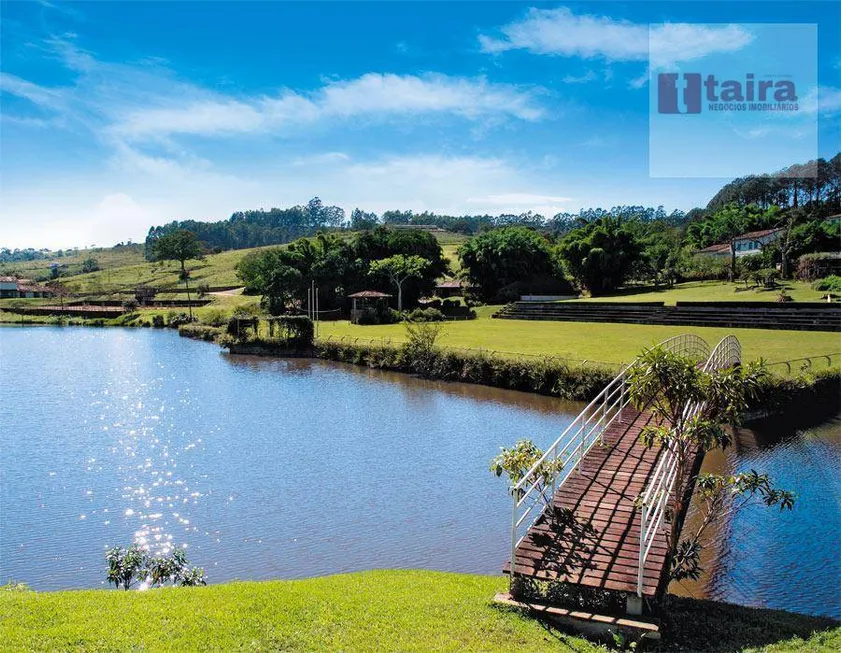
[673,413,841,619]
[0,327,580,590]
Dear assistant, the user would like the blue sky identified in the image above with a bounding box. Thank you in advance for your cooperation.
[1,1,840,249]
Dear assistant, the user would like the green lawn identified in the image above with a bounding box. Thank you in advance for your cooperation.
[574,280,828,305]
[2,571,838,652]
[316,310,841,368]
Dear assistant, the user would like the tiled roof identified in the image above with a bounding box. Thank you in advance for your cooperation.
[347,290,392,298]
[696,243,730,254]
[737,228,782,240]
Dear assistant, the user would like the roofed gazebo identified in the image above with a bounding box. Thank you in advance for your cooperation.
[348,290,392,324]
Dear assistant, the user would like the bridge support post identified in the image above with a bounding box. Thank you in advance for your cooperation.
[626,594,643,616]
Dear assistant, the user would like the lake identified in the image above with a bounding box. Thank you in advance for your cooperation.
[0,327,580,590]
[1,326,838,619]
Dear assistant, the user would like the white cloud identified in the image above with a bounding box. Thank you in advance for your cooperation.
[479,7,753,66]
[0,72,63,108]
[817,87,841,116]
[110,73,543,142]
[1,37,544,146]
[562,71,598,84]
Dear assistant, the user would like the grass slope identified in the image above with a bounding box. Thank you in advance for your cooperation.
[0,245,147,281]
[2,571,838,652]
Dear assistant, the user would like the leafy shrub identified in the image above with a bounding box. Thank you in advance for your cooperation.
[151,315,165,328]
[167,312,197,328]
[406,307,445,322]
[682,254,730,281]
[196,282,210,298]
[812,275,841,292]
[266,315,315,348]
[356,307,401,325]
[106,545,206,591]
[122,298,139,313]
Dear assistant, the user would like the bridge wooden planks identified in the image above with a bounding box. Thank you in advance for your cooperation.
[504,407,679,598]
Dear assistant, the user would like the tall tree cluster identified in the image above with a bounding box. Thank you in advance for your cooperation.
[235,227,447,315]
[705,155,841,214]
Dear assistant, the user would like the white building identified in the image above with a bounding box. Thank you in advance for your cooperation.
[697,228,783,258]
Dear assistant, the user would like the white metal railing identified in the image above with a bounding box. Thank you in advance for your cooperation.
[636,335,741,596]
[509,334,711,577]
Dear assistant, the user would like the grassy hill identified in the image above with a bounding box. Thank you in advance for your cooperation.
[6,230,469,295]
[0,245,147,282]
[2,571,838,652]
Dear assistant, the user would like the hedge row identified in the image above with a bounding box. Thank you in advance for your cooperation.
[177,324,224,342]
[314,340,616,401]
[754,368,841,414]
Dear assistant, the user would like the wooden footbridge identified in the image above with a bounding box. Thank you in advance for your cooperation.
[504,334,742,614]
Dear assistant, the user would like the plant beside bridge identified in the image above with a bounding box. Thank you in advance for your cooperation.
[627,348,795,585]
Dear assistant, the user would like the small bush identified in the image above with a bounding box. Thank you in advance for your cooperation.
[122,298,139,313]
[812,275,841,293]
[406,307,445,322]
[356,307,401,325]
[151,315,165,328]
[167,312,197,328]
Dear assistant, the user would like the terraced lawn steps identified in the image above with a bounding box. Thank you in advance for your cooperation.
[494,302,841,332]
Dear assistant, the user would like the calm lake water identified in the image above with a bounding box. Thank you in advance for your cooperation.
[1,327,838,619]
[0,327,580,590]
[695,413,841,619]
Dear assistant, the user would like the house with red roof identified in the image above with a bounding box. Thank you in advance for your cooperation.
[696,227,783,258]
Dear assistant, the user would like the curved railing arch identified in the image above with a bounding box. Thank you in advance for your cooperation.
[509,334,711,577]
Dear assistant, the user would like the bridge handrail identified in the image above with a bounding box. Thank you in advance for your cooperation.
[636,335,741,597]
[509,334,711,576]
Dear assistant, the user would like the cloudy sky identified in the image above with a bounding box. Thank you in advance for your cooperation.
[1,1,840,249]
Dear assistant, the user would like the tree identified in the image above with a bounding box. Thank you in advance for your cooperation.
[627,348,794,582]
[45,280,68,310]
[555,217,641,295]
[150,230,204,319]
[81,257,100,273]
[490,440,563,512]
[106,544,146,591]
[369,255,429,311]
[458,226,559,302]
